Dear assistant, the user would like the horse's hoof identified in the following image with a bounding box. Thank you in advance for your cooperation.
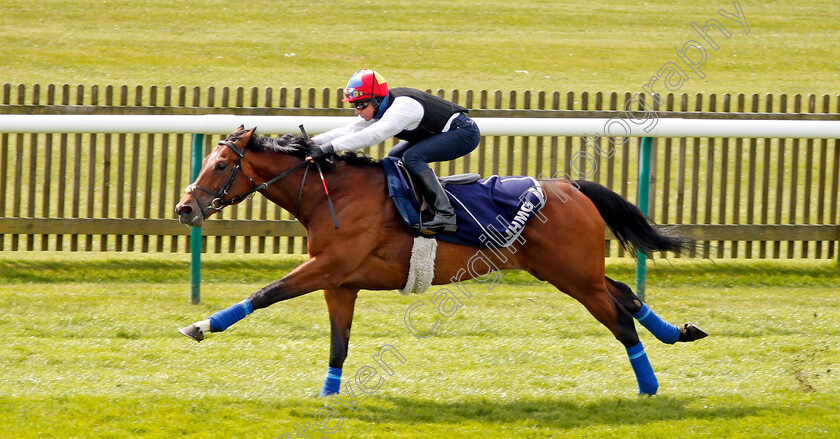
[678,323,708,342]
[178,324,205,342]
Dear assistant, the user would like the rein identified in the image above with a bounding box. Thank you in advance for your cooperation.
[186,139,312,220]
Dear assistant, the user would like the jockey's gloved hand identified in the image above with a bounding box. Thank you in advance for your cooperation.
[309,142,335,160]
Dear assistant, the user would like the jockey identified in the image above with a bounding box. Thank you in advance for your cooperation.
[308,69,481,234]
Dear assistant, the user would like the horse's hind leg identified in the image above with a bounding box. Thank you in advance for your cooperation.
[543,273,659,395]
[605,276,708,343]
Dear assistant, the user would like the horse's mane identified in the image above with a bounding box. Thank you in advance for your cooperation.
[235,130,381,172]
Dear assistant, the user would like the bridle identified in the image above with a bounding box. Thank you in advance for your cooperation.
[185,139,310,220]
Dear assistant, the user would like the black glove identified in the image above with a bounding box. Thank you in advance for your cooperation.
[309,142,335,160]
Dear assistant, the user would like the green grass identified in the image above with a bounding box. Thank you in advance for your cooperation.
[1,1,839,437]
[1,0,838,95]
[1,254,838,438]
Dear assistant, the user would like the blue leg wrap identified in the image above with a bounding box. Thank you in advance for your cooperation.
[633,303,680,344]
[627,342,658,395]
[319,367,342,397]
[208,299,254,332]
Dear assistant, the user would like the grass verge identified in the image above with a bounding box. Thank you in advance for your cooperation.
[0,254,838,438]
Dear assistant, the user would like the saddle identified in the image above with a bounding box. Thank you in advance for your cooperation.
[394,160,481,216]
[381,157,546,248]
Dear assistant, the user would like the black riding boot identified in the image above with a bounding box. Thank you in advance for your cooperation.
[415,168,457,233]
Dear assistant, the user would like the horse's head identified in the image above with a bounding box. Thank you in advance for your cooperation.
[176,125,261,227]
[176,125,376,227]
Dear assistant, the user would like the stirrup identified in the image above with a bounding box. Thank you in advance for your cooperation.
[418,214,457,235]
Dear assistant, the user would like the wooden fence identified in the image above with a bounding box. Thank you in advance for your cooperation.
[1,83,839,258]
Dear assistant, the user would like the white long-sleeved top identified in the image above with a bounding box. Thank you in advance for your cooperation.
[311,96,424,152]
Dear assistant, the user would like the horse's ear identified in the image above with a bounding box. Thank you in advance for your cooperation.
[234,124,245,132]
[240,126,256,143]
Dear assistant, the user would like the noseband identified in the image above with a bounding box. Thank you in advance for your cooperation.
[185,139,310,219]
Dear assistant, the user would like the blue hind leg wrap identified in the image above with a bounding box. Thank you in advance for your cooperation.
[209,299,254,332]
[627,342,658,395]
[633,303,680,344]
[319,367,342,397]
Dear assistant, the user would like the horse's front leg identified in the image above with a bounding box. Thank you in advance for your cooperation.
[178,255,351,342]
[319,287,359,397]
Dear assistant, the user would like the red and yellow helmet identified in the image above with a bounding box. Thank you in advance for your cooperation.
[342,69,389,103]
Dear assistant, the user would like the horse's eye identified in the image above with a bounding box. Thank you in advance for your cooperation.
[215,162,227,171]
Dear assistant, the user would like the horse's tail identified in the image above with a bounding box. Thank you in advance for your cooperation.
[575,180,691,257]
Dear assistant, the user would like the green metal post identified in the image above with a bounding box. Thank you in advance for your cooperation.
[635,137,653,301]
[190,133,204,304]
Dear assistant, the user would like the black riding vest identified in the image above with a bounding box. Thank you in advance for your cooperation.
[389,87,469,144]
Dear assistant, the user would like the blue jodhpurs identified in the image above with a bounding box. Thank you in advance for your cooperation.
[387,113,481,175]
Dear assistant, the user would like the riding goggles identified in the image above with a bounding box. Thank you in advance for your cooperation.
[344,88,370,101]
[353,100,372,110]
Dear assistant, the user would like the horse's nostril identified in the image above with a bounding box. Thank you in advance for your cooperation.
[177,205,192,216]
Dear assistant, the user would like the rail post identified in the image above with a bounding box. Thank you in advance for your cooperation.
[190,133,204,304]
[635,137,653,300]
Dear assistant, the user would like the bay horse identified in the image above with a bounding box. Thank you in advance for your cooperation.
[176,126,706,397]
